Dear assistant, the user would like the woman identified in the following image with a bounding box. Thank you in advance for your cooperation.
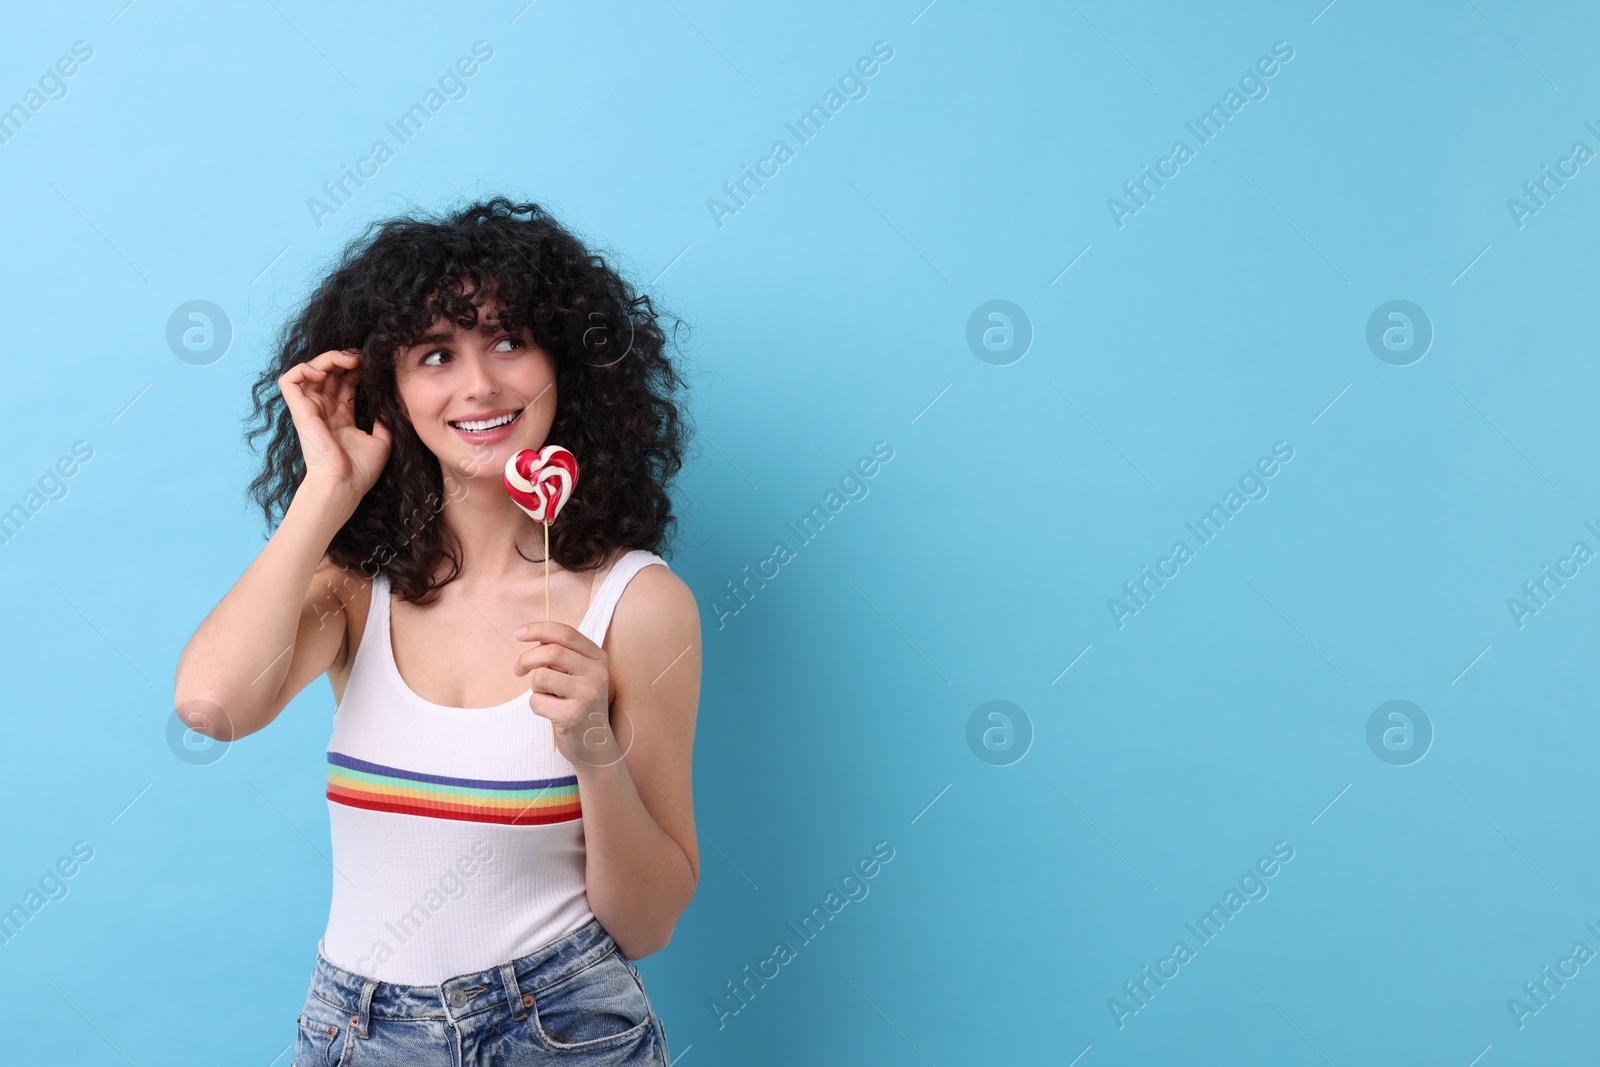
[174,198,700,1064]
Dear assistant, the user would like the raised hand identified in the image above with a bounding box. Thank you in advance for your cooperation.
[277,349,393,499]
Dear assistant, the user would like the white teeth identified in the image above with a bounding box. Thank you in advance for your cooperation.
[451,411,518,432]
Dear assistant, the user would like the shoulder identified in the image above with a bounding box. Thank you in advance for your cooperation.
[606,557,700,706]
[605,557,699,658]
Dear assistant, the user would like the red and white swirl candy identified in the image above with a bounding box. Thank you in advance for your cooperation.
[503,445,579,524]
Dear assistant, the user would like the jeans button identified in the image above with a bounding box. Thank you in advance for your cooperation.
[448,988,467,1009]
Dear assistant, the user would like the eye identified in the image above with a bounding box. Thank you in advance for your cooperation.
[417,335,522,365]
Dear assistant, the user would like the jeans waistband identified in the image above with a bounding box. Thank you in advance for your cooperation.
[307,917,621,1036]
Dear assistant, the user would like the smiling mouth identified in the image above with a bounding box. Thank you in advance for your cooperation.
[449,409,524,433]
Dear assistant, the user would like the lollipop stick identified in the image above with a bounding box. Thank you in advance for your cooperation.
[545,520,554,750]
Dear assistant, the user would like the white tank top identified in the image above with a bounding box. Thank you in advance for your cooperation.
[319,549,668,984]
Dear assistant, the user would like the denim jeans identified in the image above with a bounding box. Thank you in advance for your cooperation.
[294,918,670,1065]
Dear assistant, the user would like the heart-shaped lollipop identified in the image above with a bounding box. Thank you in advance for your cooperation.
[503,445,579,524]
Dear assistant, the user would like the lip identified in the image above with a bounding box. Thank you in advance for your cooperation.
[449,407,524,444]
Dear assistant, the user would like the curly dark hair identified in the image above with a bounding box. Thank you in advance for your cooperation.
[243,197,694,605]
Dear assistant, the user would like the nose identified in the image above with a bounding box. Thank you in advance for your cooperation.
[461,350,500,400]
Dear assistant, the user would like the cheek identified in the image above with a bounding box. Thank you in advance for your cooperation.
[517,358,558,408]
[396,376,448,423]
[525,352,557,389]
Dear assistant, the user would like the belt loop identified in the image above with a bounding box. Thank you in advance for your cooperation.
[351,977,378,1039]
[500,963,528,1021]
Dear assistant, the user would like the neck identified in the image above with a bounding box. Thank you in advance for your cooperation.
[437,477,557,587]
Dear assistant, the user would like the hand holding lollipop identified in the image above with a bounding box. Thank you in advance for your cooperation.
[505,445,579,748]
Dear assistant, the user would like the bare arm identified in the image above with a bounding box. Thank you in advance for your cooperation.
[173,482,358,739]
[515,565,702,958]
[174,348,390,740]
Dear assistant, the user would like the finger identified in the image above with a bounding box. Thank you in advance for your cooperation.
[334,364,361,411]
[290,359,334,395]
[319,353,363,407]
[328,351,362,379]
[525,691,576,724]
[514,621,602,660]
[513,642,585,676]
[303,352,355,401]
[524,692,554,723]
[526,666,581,699]
[301,367,331,404]
[279,373,339,459]
[513,642,585,677]
[310,348,360,370]
[279,363,312,387]
[279,370,321,417]
[322,373,358,428]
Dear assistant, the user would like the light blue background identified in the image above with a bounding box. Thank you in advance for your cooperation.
[1,0,1596,1063]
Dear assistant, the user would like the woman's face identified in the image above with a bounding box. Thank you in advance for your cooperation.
[392,299,557,481]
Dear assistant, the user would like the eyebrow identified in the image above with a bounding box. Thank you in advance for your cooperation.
[405,323,517,348]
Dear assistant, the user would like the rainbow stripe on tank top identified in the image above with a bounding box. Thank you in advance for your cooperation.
[325,751,582,825]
